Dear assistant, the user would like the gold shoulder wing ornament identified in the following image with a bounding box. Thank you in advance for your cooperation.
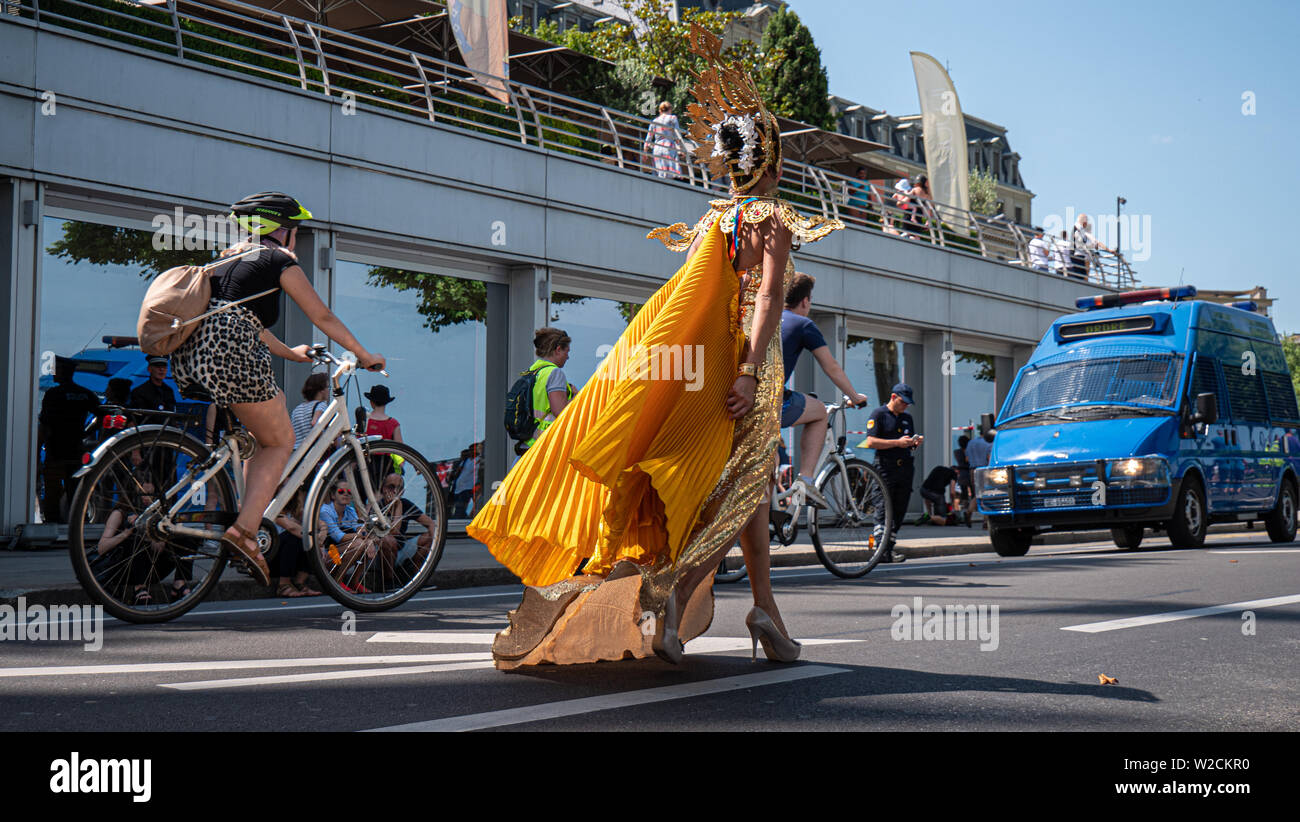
[774,200,844,245]
[647,197,844,251]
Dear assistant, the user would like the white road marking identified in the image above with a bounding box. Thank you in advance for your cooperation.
[1207,549,1300,555]
[364,632,861,653]
[1061,594,1300,633]
[160,660,495,690]
[0,653,489,678]
[368,631,501,644]
[364,665,851,732]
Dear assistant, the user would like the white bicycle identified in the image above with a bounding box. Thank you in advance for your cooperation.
[716,396,894,581]
[69,346,447,622]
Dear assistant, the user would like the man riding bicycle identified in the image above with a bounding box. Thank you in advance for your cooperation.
[779,272,870,506]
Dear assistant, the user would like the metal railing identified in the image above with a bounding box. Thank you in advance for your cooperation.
[5,0,1136,288]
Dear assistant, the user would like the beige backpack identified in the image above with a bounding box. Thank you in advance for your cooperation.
[136,245,276,355]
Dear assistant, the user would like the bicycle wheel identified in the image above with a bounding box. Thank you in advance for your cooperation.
[306,440,448,611]
[809,458,892,578]
[715,541,748,583]
[68,429,235,623]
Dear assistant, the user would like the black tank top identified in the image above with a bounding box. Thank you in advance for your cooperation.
[210,242,297,328]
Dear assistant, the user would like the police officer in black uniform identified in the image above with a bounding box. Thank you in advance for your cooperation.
[129,355,177,421]
[38,357,101,522]
[864,382,922,562]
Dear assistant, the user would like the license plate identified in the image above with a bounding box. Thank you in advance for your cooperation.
[1044,496,1074,508]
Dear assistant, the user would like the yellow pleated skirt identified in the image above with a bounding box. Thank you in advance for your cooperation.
[468,220,746,587]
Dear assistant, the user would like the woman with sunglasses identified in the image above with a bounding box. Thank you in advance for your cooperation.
[318,482,369,593]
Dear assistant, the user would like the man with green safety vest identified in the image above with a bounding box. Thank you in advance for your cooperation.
[524,327,575,449]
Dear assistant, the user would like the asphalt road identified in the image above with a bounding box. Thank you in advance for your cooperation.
[2,529,1297,733]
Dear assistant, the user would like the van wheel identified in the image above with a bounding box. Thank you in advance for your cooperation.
[990,526,1032,557]
[1264,478,1297,543]
[1166,476,1207,548]
[1111,526,1144,550]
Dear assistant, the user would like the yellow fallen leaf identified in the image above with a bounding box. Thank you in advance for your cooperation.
[1098,674,1118,685]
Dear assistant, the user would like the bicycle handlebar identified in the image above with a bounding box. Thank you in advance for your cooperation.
[309,344,389,379]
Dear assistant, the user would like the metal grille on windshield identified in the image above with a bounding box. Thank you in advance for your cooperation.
[1003,345,1183,420]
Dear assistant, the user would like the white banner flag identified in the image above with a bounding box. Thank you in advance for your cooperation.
[910,52,970,232]
[449,0,510,105]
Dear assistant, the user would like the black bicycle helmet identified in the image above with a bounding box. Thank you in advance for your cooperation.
[230,191,313,236]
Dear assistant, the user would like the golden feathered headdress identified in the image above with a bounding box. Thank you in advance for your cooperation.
[684,23,781,194]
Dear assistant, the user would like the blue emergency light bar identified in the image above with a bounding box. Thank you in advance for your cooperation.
[1075,285,1196,311]
[1229,301,1258,312]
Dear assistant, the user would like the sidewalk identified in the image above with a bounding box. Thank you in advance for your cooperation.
[0,521,1256,608]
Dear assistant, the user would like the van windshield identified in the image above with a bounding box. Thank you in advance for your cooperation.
[1002,347,1183,425]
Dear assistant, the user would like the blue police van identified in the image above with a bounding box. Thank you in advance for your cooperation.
[975,286,1300,556]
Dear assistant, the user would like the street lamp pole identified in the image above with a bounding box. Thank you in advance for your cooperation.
[1116,196,1126,255]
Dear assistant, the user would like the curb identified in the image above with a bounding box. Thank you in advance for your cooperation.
[0,522,1258,608]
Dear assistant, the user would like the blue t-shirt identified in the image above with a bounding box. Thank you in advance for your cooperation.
[780,310,828,384]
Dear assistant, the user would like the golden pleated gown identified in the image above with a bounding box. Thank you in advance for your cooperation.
[468,201,797,666]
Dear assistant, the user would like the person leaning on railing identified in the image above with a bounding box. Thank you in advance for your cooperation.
[1068,214,1114,282]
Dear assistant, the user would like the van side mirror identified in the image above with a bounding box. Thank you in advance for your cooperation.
[980,412,995,434]
[1192,392,1218,425]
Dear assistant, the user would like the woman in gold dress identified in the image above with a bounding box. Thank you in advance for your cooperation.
[468,26,843,667]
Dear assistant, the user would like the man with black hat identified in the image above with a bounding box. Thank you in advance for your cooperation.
[129,355,177,420]
[863,383,923,562]
[37,356,101,522]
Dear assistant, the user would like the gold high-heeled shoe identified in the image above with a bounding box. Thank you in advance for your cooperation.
[745,606,801,663]
[651,589,684,665]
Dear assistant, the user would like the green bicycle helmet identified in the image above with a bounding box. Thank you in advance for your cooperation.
[230,191,313,236]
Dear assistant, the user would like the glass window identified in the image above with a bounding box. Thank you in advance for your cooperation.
[842,335,905,454]
[548,292,641,390]
[36,216,210,523]
[951,350,997,458]
[332,261,488,516]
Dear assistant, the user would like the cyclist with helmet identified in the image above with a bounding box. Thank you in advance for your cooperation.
[169,192,385,585]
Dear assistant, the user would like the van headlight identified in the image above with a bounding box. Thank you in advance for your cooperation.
[1107,457,1170,487]
[975,467,1010,497]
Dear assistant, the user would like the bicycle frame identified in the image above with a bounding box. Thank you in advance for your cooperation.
[810,399,869,520]
[75,355,394,542]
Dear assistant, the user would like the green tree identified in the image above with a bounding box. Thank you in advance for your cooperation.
[968,169,999,216]
[757,7,832,130]
[47,221,211,277]
[510,0,761,115]
[1282,333,1300,401]
[957,351,996,382]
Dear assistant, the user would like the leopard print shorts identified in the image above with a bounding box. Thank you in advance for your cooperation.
[171,299,279,406]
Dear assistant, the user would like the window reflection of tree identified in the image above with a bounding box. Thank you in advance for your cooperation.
[847,336,901,407]
[550,291,643,326]
[46,221,211,276]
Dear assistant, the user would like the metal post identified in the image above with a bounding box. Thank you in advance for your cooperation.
[506,84,528,145]
[305,24,329,98]
[410,53,435,122]
[1116,195,1126,262]
[599,107,624,169]
[171,0,184,59]
[517,86,543,149]
[283,15,309,91]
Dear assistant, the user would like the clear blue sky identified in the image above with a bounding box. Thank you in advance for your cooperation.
[788,0,1300,331]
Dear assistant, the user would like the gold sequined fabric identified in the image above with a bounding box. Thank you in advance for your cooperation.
[636,261,789,624]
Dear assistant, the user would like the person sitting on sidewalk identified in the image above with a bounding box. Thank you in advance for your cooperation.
[917,464,959,526]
